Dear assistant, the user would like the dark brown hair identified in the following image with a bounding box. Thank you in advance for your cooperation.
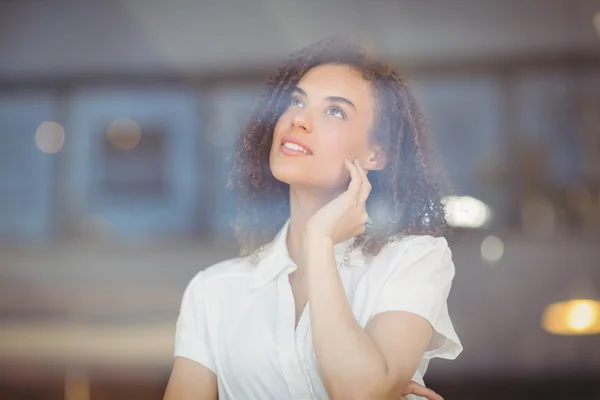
[227,37,449,259]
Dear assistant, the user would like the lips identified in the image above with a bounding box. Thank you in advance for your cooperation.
[280,136,313,155]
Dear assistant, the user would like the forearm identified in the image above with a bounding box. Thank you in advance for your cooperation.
[305,236,390,399]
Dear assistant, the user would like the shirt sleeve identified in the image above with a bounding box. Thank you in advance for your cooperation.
[174,271,217,373]
[370,236,463,360]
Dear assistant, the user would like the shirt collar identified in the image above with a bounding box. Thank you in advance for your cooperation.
[251,218,365,289]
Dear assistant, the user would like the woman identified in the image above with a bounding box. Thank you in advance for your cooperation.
[164,38,462,400]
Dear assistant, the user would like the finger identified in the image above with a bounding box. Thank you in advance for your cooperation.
[403,381,443,400]
[344,159,362,202]
[355,160,371,206]
[405,388,443,400]
[403,387,443,400]
[354,159,372,205]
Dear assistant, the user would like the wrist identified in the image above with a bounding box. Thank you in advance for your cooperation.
[303,233,334,260]
[304,229,334,247]
[302,235,336,273]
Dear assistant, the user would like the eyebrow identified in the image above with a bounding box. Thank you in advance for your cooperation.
[292,87,357,110]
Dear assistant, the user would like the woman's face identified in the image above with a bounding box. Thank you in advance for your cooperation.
[269,63,376,192]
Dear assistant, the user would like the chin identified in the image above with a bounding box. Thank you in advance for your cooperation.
[270,161,312,186]
[270,161,343,191]
[269,146,347,189]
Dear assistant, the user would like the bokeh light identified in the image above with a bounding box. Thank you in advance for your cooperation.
[107,118,142,150]
[542,299,600,335]
[35,121,65,154]
[480,235,504,263]
[443,195,493,228]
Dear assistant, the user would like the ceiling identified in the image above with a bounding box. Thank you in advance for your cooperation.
[0,0,599,79]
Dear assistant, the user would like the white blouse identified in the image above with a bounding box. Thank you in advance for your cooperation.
[174,219,462,400]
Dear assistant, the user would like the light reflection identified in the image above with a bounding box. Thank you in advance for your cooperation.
[107,118,142,150]
[480,235,504,263]
[443,195,493,228]
[35,121,65,154]
[542,299,600,335]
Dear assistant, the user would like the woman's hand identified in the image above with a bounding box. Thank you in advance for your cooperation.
[402,380,444,400]
[306,158,371,243]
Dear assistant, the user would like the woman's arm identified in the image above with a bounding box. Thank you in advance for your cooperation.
[305,237,433,400]
[163,356,218,400]
[304,160,438,400]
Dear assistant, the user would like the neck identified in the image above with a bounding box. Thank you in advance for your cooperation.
[285,185,344,268]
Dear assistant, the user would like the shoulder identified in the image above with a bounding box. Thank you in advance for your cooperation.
[367,234,454,282]
[184,255,255,294]
[375,234,449,262]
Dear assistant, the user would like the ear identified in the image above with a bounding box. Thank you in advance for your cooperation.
[362,145,386,171]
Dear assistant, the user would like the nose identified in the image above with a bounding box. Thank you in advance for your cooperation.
[291,109,313,133]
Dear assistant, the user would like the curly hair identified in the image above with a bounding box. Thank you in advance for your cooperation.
[227,37,450,260]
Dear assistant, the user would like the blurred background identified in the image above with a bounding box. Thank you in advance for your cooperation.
[1,0,600,399]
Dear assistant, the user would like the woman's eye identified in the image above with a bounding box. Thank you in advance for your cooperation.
[326,106,346,119]
[289,97,303,108]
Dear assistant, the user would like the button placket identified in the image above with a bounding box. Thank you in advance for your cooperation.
[296,304,316,400]
[276,271,312,399]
